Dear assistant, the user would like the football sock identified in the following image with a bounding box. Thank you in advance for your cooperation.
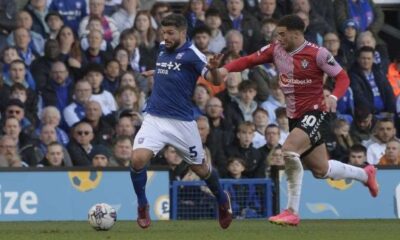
[130,167,148,206]
[283,151,303,214]
[324,160,368,183]
[204,168,227,205]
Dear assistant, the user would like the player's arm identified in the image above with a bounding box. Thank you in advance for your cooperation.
[317,47,350,112]
[205,44,274,84]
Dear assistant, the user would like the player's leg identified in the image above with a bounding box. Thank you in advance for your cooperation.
[130,148,153,229]
[302,144,379,197]
[165,118,232,229]
[269,127,309,226]
[130,115,166,229]
[190,160,232,229]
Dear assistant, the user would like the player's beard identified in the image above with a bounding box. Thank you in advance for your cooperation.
[165,40,181,52]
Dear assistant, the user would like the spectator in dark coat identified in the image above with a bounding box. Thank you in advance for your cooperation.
[66,121,96,166]
[40,61,74,113]
[220,0,261,54]
[348,46,396,115]
[30,39,62,91]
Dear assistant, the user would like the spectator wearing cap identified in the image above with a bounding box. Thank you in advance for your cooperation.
[3,98,35,137]
[40,61,74,112]
[45,11,63,40]
[85,63,117,116]
[63,79,93,127]
[334,0,384,39]
[349,46,396,117]
[30,39,63,91]
[340,19,359,68]
[82,100,114,147]
[90,144,113,167]
[350,106,376,145]
[24,0,49,39]
[49,0,87,33]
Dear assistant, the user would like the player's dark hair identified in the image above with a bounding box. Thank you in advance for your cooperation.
[277,14,305,32]
[161,14,188,30]
[356,46,375,57]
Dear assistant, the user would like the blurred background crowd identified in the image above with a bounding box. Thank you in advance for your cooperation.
[0,0,399,181]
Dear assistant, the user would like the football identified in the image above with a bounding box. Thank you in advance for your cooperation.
[88,203,117,231]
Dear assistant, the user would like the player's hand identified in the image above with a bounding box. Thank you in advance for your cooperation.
[207,53,224,70]
[326,95,337,112]
[141,70,155,78]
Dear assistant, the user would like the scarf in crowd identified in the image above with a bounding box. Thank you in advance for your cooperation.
[101,16,113,42]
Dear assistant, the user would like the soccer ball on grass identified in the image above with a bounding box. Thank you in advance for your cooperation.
[88,203,117,230]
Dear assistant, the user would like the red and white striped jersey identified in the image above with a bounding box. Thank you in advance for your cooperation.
[224,41,344,119]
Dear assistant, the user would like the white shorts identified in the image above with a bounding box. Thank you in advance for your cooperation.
[133,114,204,165]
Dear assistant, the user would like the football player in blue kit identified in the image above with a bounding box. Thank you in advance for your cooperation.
[129,14,232,229]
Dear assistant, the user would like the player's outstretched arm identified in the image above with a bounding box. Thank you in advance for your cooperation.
[205,53,228,86]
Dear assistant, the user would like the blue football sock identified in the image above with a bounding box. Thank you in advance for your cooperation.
[204,169,227,205]
[130,167,148,207]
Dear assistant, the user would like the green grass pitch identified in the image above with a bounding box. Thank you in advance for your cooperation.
[1,219,399,240]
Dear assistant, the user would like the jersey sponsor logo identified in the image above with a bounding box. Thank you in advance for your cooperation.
[326,54,336,66]
[279,73,312,86]
[301,59,309,69]
[156,61,182,75]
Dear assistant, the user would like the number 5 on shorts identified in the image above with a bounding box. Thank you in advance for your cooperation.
[189,146,198,158]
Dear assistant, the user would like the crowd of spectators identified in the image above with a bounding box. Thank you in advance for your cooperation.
[0,0,399,179]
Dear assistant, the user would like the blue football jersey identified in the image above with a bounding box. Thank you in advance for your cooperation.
[145,40,208,121]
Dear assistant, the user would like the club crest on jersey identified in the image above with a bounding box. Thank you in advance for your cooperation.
[176,53,184,59]
[301,59,309,69]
